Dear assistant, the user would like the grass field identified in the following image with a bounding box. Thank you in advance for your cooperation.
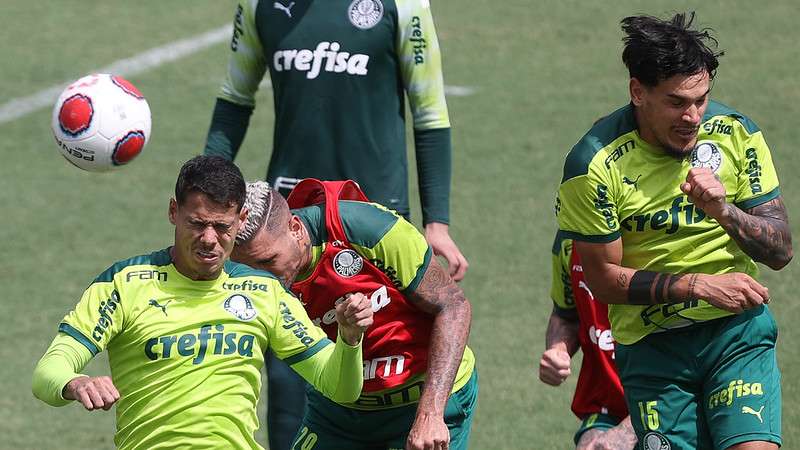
[3,1,800,448]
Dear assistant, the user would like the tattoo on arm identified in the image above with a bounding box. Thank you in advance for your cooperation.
[722,198,793,270]
[408,258,471,414]
[616,271,628,289]
[628,271,687,305]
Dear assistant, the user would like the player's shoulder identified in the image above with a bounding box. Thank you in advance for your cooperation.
[551,230,573,257]
[92,248,172,284]
[223,261,291,306]
[703,99,760,135]
[224,260,279,280]
[294,200,409,248]
[339,200,403,248]
[562,104,638,183]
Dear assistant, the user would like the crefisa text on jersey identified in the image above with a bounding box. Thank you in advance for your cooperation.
[92,289,122,342]
[144,324,256,365]
[222,279,269,292]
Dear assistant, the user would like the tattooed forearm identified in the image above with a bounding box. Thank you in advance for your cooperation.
[720,198,793,270]
[628,271,689,304]
[408,258,471,415]
[545,309,579,355]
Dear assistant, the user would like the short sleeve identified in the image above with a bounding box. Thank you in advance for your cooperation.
[59,280,125,356]
[550,234,575,311]
[557,151,621,243]
[733,125,781,209]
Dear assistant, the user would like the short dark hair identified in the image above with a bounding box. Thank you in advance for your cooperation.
[174,155,246,211]
[621,12,723,87]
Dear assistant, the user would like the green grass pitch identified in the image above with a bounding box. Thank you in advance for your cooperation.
[2,1,799,448]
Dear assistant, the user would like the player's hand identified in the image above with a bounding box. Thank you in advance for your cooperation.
[63,375,120,411]
[588,417,637,450]
[696,273,770,314]
[335,292,373,346]
[425,222,469,282]
[680,167,730,221]
[538,348,571,386]
[406,412,450,450]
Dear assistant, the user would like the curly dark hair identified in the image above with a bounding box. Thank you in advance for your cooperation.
[174,155,246,211]
[621,12,724,87]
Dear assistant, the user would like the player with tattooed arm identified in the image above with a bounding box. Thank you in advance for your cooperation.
[556,12,792,450]
[232,179,476,450]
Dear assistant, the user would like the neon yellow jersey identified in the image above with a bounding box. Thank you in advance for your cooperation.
[556,101,781,344]
[550,233,575,313]
[58,248,333,450]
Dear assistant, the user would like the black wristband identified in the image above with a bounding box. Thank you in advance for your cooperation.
[628,270,659,305]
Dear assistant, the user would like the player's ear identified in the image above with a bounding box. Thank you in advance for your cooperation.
[239,206,249,227]
[168,198,178,225]
[288,215,304,241]
[630,78,645,106]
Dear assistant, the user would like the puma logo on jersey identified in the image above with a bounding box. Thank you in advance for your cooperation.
[148,299,171,316]
[622,174,641,190]
[273,42,369,79]
[273,1,295,17]
[742,405,764,423]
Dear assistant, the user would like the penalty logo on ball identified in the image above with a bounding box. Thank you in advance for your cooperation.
[112,131,146,166]
[333,249,363,278]
[690,141,723,173]
[58,94,94,137]
[111,75,145,99]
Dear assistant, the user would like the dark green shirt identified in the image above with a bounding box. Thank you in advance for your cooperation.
[205,0,452,223]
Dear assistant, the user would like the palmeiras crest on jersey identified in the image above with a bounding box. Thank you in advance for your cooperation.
[223,294,258,321]
[642,432,671,450]
[348,0,383,29]
[690,141,723,172]
[333,249,364,278]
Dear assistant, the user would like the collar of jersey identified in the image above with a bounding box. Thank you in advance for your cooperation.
[295,242,325,283]
[163,246,229,292]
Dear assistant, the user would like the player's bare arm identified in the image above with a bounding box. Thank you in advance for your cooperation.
[425,222,469,282]
[405,257,472,450]
[539,309,578,386]
[575,239,770,313]
[589,416,637,450]
[63,375,120,411]
[681,167,793,270]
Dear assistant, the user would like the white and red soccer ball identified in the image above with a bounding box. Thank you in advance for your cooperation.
[51,73,151,172]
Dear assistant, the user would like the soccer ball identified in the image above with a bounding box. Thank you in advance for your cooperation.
[51,73,151,172]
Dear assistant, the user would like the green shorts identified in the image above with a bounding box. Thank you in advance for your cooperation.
[616,305,781,450]
[291,370,478,450]
[573,413,621,446]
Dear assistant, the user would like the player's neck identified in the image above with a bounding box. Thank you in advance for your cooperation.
[169,246,223,281]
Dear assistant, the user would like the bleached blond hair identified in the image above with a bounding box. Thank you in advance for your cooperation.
[236,181,275,245]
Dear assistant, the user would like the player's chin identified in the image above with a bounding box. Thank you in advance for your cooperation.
[669,132,698,153]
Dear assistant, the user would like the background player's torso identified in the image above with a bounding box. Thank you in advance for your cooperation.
[255,0,409,212]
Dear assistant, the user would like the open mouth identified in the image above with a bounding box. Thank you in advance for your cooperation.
[196,249,220,263]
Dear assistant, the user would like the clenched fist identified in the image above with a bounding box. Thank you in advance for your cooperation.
[335,292,374,345]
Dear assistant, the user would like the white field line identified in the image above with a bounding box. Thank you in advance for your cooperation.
[0,25,474,125]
